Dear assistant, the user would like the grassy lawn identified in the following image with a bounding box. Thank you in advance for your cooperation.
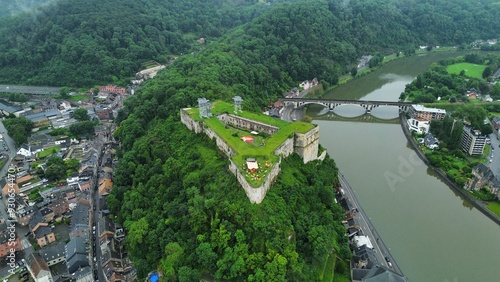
[186,100,316,187]
[311,253,334,282]
[446,62,487,79]
[486,201,500,216]
[37,145,61,158]
[68,94,90,101]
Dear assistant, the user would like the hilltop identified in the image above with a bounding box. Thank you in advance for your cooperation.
[109,0,500,279]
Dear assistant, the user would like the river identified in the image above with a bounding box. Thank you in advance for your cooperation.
[308,52,500,282]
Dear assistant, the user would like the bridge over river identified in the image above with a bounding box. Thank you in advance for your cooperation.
[281,98,414,114]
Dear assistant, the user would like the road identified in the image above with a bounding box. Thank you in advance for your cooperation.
[338,173,405,276]
[281,85,320,122]
[0,84,60,95]
[0,122,33,280]
[487,133,500,174]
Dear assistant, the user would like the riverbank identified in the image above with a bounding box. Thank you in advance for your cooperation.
[337,173,407,280]
[399,114,500,225]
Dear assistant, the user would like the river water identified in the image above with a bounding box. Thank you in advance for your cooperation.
[309,52,500,282]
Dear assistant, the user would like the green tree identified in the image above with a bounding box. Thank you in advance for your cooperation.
[60,87,70,99]
[45,156,67,181]
[351,67,357,77]
[482,66,492,78]
[3,116,34,145]
[73,108,90,121]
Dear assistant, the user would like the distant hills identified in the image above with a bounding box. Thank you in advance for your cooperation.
[0,0,55,18]
[0,0,498,87]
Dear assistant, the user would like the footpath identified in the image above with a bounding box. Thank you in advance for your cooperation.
[399,114,500,225]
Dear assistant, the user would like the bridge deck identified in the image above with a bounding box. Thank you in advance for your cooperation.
[281,97,414,106]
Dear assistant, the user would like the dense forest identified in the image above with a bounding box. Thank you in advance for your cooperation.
[0,0,499,87]
[111,118,350,280]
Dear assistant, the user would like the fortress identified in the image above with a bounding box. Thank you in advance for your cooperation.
[180,98,324,204]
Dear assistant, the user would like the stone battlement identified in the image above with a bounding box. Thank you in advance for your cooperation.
[180,108,320,204]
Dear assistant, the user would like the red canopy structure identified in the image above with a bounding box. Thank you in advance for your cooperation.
[241,136,254,143]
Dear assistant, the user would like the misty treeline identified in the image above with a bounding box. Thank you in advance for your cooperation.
[0,0,498,87]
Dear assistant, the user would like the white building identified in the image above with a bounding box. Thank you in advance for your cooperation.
[407,118,430,134]
[17,145,31,157]
[353,235,373,249]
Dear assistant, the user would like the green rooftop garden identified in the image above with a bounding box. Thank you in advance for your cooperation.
[185,100,316,187]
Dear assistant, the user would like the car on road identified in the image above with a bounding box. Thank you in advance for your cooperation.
[385,256,393,267]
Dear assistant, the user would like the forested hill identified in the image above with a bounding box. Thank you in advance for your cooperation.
[0,0,499,88]
[0,0,295,86]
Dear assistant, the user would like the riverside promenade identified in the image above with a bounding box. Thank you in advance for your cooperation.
[338,172,406,278]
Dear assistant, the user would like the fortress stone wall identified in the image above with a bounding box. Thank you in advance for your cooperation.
[217,113,279,135]
[294,126,320,163]
[180,108,320,203]
[229,159,282,204]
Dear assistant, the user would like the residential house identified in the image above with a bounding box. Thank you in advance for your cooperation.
[40,242,66,266]
[94,125,108,137]
[40,207,55,222]
[99,178,113,196]
[299,78,318,90]
[99,216,132,280]
[492,117,500,132]
[357,265,408,282]
[74,266,93,282]
[48,192,70,221]
[94,105,114,120]
[39,98,60,112]
[1,178,20,196]
[65,236,89,274]
[465,163,500,197]
[0,222,22,258]
[424,133,439,149]
[28,209,56,247]
[59,101,71,111]
[26,253,53,282]
[17,144,31,157]
[69,204,90,239]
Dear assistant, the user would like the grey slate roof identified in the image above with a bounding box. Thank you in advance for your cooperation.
[65,236,89,274]
[424,133,438,147]
[70,204,89,232]
[40,242,65,262]
[362,265,408,281]
[34,225,52,239]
